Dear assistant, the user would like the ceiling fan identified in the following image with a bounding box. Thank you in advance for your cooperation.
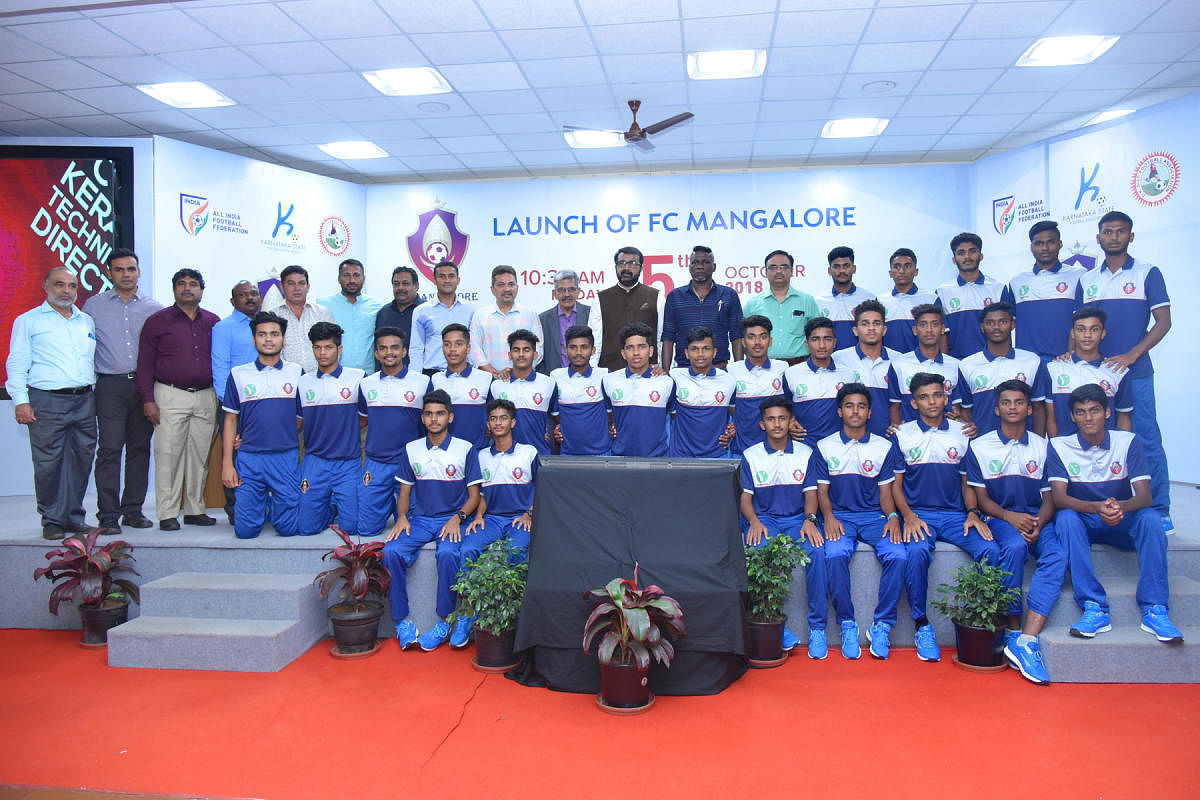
[563,100,694,150]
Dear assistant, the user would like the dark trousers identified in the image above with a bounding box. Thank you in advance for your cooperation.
[28,388,97,528]
[94,373,153,524]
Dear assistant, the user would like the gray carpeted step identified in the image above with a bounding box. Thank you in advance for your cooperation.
[107,614,328,672]
[1040,625,1199,683]
[138,572,324,620]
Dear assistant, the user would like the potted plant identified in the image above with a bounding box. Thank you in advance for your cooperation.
[451,537,529,673]
[744,533,810,667]
[33,529,140,647]
[582,564,685,714]
[315,525,390,658]
[931,558,1022,670]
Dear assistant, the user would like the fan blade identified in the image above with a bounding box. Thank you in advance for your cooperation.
[628,135,654,152]
[642,112,694,136]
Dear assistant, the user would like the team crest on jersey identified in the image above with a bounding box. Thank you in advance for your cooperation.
[983,297,993,306]
[974,374,988,388]
[862,460,874,474]
[512,467,524,480]
[755,469,769,483]
[835,382,845,391]
[445,464,457,477]
[988,459,1002,474]
[1015,372,1027,383]
[413,463,423,476]
[736,380,747,392]
[404,391,416,403]
[532,393,544,405]
[363,471,372,485]
[1056,281,1068,293]
[794,384,808,397]
[305,389,316,401]
[611,389,624,401]
[585,386,598,398]
[244,384,257,397]
[678,388,690,400]
[1057,374,1071,387]
[946,447,959,460]
[649,390,661,403]
[1026,460,1039,474]
[282,383,294,394]
[300,479,309,494]
[1110,462,1123,475]
[948,297,962,310]
[1098,379,1113,393]
[714,391,726,404]
[943,380,952,393]
[792,469,805,482]
[853,371,862,382]
[908,447,922,460]
[469,388,481,400]
[1068,462,1082,476]
[481,468,491,481]
[771,378,782,391]
[339,387,352,399]
[1019,284,1031,297]
[367,389,378,401]
[827,456,840,469]
[1122,282,1136,295]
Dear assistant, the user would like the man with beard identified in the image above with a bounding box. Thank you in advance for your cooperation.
[662,246,744,369]
[370,265,419,371]
[211,280,263,525]
[595,246,664,371]
[409,259,475,376]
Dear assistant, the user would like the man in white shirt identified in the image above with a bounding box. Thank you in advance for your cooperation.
[469,265,541,379]
[269,264,333,374]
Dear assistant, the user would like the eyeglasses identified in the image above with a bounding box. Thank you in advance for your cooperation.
[615,259,640,268]
[555,286,579,294]
[765,265,791,272]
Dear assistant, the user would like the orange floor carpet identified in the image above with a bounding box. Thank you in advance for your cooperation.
[1,629,1197,800]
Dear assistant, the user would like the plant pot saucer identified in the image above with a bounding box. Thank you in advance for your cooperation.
[78,640,107,649]
[596,692,655,716]
[472,657,518,674]
[951,653,1008,673]
[329,639,381,660]
[748,653,788,669]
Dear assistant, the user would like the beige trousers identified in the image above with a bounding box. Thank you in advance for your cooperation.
[153,382,218,520]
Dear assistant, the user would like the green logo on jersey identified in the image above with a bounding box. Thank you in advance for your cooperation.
[1068,462,1082,476]
[822,307,831,317]
[305,389,315,401]
[244,384,257,397]
[481,468,491,481]
[413,462,423,476]
[755,469,768,483]
[736,380,747,392]
[611,388,624,401]
[498,391,509,400]
[1086,284,1099,298]
[905,375,914,388]
[678,387,690,400]
[827,456,840,469]
[794,383,808,397]
[1019,284,1030,297]
[908,446,922,460]
[988,459,1002,474]
[367,389,378,401]
[853,370,862,382]
[1057,373,1071,387]
[974,374,988,388]
[949,297,962,310]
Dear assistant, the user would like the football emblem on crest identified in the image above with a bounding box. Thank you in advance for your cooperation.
[404,391,416,402]
[586,386,598,398]
[649,391,661,402]
[946,447,959,460]
[339,387,352,399]
[282,383,294,394]
[862,460,874,474]
[512,467,524,479]
[469,388,481,400]
[532,393,544,405]
[1110,462,1123,475]
[1026,460,1038,474]
[446,464,458,477]
[792,469,805,482]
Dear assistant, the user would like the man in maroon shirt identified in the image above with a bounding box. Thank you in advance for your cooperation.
[137,269,221,530]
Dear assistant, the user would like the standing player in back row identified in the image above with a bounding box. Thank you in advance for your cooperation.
[881,248,937,354]
[1007,220,1086,360]
[727,315,787,456]
[782,317,855,446]
[936,232,1010,359]
[489,329,555,456]
[669,326,737,458]
[958,302,1048,437]
[816,246,876,350]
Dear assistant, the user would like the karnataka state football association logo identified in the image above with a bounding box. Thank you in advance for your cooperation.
[319,216,350,257]
[180,194,209,236]
[992,195,1016,235]
[407,206,470,282]
[1130,151,1180,207]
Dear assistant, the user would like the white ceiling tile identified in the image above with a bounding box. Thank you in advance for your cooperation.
[367,137,448,156]
[774,9,871,46]
[688,77,765,104]
[8,19,145,57]
[757,118,823,139]
[117,109,210,133]
[577,0,678,25]
[932,38,1032,70]
[520,56,607,88]
[64,85,167,113]
[96,9,226,52]
[684,14,776,50]
[1102,33,1200,65]
[869,134,940,152]
[322,35,427,71]
[384,92,477,116]
[224,126,310,147]
[375,0,491,33]
[947,113,1027,134]
[0,119,82,136]
[692,141,753,158]
[932,133,1002,149]
[225,147,281,164]
[921,149,984,162]
[632,143,694,162]
[4,59,115,90]
[1045,89,1135,112]
[254,101,343,124]
[682,0,776,17]
[1068,62,1171,90]
[0,29,61,63]
[689,122,757,143]
[808,137,870,155]
[281,0,401,39]
[500,27,595,60]
[996,65,1086,92]
[160,47,272,80]
[862,152,921,165]
[897,94,976,115]
[475,0,584,29]
[417,115,492,136]
[500,131,567,150]
[883,115,959,135]
[410,31,511,63]
[78,55,189,84]
[764,77,839,101]
[913,68,1004,94]
[767,45,853,76]
[590,21,682,54]
[165,129,247,149]
[346,118,428,139]
[828,96,906,116]
[318,96,414,122]
[0,101,36,121]
[600,53,684,83]
[457,151,523,169]
[757,99,832,121]
[1138,63,1200,88]
[1050,0,1164,34]
[461,89,545,114]
[954,1,1069,39]
[838,72,922,98]
[208,76,310,104]
[438,133,506,152]
[863,4,970,43]
[969,91,1055,115]
[1135,0,1200,34]
[516,150,576,166]
[2,91,99,117]
[256,143,336,161]
[280,121,368,143]
[337,156,411,174]
[486,111,557,133]
[609,81,689,107]
[240,42,347,75]
[57,114,148,136]
[1010,111,1084,133]
[183,105,275,129]
[283,71,379,100]
[0,68,48,93]
[401,154,467,171]
[536,84,613,110]
[849,41,941,73]
[184,4,311,45]
[572,147,637,163]
[440,62,528,92]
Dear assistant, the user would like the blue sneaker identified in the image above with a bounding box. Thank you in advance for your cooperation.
[1140,605,1184,643]
[417,618,452,651]
[1069,600,1112,638]
[449,614,475,649]
[1004,630,1020,669]
[1161,514,1174,534]
[867,622,891,659]
[394,619,418,650]
[807,627,828,660]
[781,625,800,652]
[914,624,940,662]
[840,621,861,660]
[1004,636,1050,685]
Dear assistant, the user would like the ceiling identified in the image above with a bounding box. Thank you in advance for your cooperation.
[0,0,1198,184]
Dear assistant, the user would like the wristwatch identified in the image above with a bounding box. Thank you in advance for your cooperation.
[804,513,819,524]
[456,510,468,523]
[966,508,982,518]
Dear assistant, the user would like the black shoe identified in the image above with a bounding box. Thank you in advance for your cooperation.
[121,514,154,529]
[42,524,65,541]
[159,518,181,531]
[183,514,217,526]
[65,522,92,534]
[224,506,235,526]
[98,525,122,536]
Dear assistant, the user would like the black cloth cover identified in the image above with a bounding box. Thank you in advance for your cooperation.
[511,456,749,695]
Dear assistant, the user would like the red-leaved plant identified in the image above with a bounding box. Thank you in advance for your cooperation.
[582,564,685,669]
[33,529,140,614]
[315,525,390,606]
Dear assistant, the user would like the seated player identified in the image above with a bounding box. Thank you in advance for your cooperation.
[383,390,483,651]
[602,322,675,457]
[888,303,969,425]
[739,397,830,658]
[964,380,1064,685]
[815,383,906,660]
[669,326,737,458]
[892,372,1000,662]
[1048,385,1182,643]
[727,315,787,456]
[832,299,901,437]
[549,325,610,456]
[959,302,1048,437]
[1044,306,1132,437]
[431,323,492,448]
[489,329,556,456]
[782,317,855,445]
[358,327,430,536]
[221,311,302,539]
[297,322,364,535]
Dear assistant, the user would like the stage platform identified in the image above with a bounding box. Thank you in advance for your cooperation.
[3,485,1198,681]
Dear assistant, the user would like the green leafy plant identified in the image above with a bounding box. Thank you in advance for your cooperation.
[452,537,528,636]
[315,525,391,606]
[33,530,140,614]
[582,564,685,670]
[931,559,1022,631]
[745,534,810,621]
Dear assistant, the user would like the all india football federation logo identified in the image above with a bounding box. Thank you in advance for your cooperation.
[319,216,350,257]
[1131,151,1180,207]
[180,194,209,236]
[407,206,470,282]
[992,195,1016,235]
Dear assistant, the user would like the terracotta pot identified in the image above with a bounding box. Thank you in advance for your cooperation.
[953,623,1005,667]
[746,618,785,665]
[79,600,129,645]
[599,660,650,709]
[473,628,518,671]
[329,600,385,655]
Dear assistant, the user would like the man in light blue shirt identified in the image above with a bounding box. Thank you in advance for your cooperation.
[211,279,263,525]
[409,259,476,374]
[321,258,382,374]
[6,268,98,539]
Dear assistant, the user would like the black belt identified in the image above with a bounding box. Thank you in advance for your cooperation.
[47,386,92,395]
[158,381,211,393]
[99,371,137,380]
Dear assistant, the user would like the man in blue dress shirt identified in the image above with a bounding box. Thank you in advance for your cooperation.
[409,259,476,375]
[211,279,262,524]
[321,258,383,374]
[661,246,744,369]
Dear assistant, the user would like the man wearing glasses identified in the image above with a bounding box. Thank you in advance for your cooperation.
[537,269,601,376]
[595,247,665,371]
[742,249,820,365]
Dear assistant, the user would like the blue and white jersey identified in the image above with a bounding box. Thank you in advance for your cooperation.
[1044,355,1132,437]
[727,358,788,455]
[815,285,877,350]
[669,366,737,458]
[432,366,492,449]
[782,359,856,445]
[893,418,970,511]
[958,347,1049,436]
[832,345,903,437]
[935,273,1010,359]
[358,368,430,463]
[489,371,556,456]
[887,350,966,422]
[1007,262,1087,357]
[298,365,364,461]
[882,285,938,353]
[812,431,899,513]
[1047,430,1149,503]
[1075,257,1170,380]
[396,435,483,518]
[602,367,675,457]
[223,359,303,453]
[549,365,611,456]
[964,430,1049,516]
[478,442,538,516]
[740,440,820,518]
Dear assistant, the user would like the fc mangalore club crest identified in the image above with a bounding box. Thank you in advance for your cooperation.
[406,206,470,282]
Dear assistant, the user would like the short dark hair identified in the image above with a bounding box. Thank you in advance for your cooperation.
[441,322,470,340]
[837,382,871,408]
[339,258,363,272]
[620,322,653,347]
[308,321,343,345]
[950,232,983,253]
[1028,220,1060,241]
[486,398,517,419]
[434,259,459,275]
[280,265,309,284]
[172,268,204,290]
[889,247,917,266]
[507,328,539,348]
[909,372,944,395]
[853,299,887,323]
[1098,211,1133,230]
[742,314,772,334]
[804,316,835,339]
[685,326,714,346]
[106,247,138,267]
[691,245,713,258]
[491,265,517,284]
[764,249,793,267]
[391,266,419,286]
[981,301,1015,322]
[614,246,643,266]
[827,245,854,264]
[995,379,1032,401]
[422,389,453,412]
[759,395,793,418]
[1072,306,1107,326]
[911,303,943,321]
[1069,384,1109,411]
[374,326,407,347]
[250,310,287,336]
[564,324,594,346]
